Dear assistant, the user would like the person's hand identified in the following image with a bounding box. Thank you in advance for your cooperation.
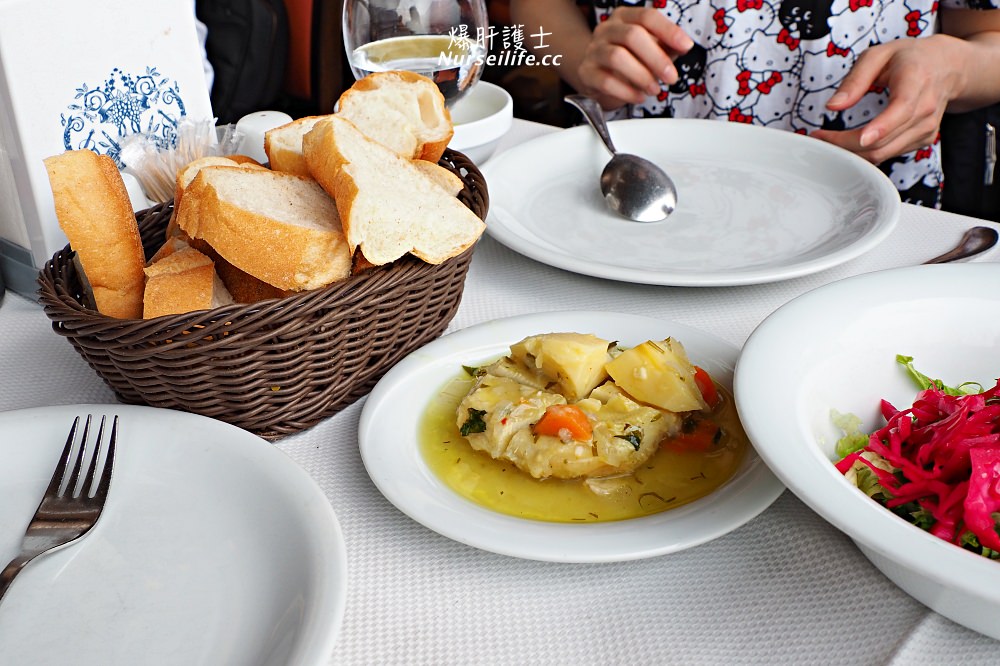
[576,7,694,111]
[811,34,966,164]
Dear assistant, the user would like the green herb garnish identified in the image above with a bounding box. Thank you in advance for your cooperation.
[460,408,487,436]
[615,426,642,451]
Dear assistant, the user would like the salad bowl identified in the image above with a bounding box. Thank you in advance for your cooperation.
[734,263,1000,640]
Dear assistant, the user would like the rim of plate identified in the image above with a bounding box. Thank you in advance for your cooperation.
[358,310,785,562]
[482,119,900,287]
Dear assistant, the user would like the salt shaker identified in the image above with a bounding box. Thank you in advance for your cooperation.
[235,111,293,165]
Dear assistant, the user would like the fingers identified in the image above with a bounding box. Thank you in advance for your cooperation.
[811,101,940,164]
[817,39,951,163]
[826,45,894,112]
[579,8,693,108]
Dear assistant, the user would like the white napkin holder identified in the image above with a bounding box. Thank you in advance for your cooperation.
[0,0,213,297]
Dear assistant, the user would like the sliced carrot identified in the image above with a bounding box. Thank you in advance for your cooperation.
[533,404,593,441]
[693,365,721,409]
[663,418,721,453]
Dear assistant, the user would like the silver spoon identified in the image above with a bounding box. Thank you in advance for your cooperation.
[565,95,677,222]
[922,225,999,264]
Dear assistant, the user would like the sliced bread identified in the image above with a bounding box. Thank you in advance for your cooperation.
[43,149,146,319]
[302,116,484,266]
[175,166,352,291]
[336,71,453,162]
[264,115,329,176]
[143,245,234,319]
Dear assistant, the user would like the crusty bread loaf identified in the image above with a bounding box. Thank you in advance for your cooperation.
[43,149,146,319]
[176,165,352,291]
[264,115,328,176]
[142,245,234,319]
[302,116,484,266]
[336,71,453,162]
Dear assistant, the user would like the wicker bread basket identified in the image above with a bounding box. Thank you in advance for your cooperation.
[37,149,488,441]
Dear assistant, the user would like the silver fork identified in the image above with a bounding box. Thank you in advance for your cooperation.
[0,414,117,603]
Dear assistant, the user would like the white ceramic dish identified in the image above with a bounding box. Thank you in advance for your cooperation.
[734,263,1000,640]
[0,404,347,666]
[448,81,513,164]
[481,118,900,286]
[358,311,784,563]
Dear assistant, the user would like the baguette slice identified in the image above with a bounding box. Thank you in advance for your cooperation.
[264,115,329,176]
[336,70,453,162]
[186,235,295,303]
[174,156,239,208]
[143,246,234,319]
[412,160,464,196]
[303,116,484,266]
[266,114,461,196]
[169,156,270,239]
[43,149,146,319]
[176,166,351,291]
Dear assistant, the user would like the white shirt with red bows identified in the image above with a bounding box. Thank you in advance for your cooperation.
[591,0,1000,207]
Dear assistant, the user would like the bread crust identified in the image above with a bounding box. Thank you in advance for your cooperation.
[336,71,454,162]
[44,150,146,319]
[176,166,352,291]
[264,115,329,176]
[142,246,225,318]
[303,116,484,266]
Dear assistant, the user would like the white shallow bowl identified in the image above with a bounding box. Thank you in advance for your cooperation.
[359,311,784,563]
[734,263,1000,639]
[448,81,513,164]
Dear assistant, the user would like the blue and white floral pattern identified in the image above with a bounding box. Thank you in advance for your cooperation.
[59,66,187,167]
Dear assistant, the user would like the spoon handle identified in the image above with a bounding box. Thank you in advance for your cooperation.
[565,95,618,156]
[922,226,999,264]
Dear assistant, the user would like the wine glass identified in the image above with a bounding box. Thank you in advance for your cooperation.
[343,0,489,107]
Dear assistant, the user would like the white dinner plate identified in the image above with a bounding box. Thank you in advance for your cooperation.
[0,404,347,666]
[481,119,900,286]
[358,311,784,563]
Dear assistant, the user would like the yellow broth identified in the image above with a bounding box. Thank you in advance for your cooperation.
[419,373,749,523]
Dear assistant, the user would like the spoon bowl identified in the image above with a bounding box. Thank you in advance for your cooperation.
[565,95,677,223]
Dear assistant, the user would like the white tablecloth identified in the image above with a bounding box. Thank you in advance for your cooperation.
[2,119,999,665]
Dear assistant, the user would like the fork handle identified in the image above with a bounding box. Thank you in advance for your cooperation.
[0,553,34,604]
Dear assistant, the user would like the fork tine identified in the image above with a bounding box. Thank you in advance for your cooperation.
[82,415,108,498]
[65,414,93,498]
[46,416,80,498]
[92,416,117,500]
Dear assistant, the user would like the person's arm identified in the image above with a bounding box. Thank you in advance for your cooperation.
[813,9,1000,163]
[510,1,693,111]
[940,9,1000,112]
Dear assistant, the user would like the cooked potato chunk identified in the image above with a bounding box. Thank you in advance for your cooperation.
[605,338,707,413]
[508,332,612,401]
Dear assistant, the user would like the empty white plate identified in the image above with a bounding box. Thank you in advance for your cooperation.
[482,118,900,286]
[0,404,347,666]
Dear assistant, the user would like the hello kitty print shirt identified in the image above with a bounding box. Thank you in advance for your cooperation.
[591,0,1000,206]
